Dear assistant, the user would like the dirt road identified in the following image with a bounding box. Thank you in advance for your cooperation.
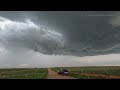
[47,68,76,79]
[72,72,120,79]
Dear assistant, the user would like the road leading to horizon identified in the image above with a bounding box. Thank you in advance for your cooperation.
[47,68,76,79]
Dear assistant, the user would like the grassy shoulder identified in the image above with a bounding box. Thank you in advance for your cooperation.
[0,68,48,79]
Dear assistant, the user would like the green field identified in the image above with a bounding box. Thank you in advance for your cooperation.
[1,66,120,79]
[52,66,120,79]
[0,68,48,79]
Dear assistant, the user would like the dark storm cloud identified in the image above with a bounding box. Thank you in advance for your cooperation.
[1,11,120,56]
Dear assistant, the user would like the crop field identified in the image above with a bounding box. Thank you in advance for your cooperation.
[0,68,48,79]
[52,66,120,79]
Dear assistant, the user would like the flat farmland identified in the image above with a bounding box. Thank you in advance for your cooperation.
[0,68,48,79]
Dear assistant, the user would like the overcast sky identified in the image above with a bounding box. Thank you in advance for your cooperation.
[0,11,120,68]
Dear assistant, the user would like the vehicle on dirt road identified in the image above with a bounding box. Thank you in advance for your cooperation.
[57,69,69,76]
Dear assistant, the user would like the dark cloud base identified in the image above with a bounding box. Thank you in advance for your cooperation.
[0,11,120,57]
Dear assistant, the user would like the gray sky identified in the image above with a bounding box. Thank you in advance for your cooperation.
[0,11,120,68]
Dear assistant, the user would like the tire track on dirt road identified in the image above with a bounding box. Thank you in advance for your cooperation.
[72,72,120,79]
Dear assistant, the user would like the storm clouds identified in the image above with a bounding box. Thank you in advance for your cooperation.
[0,11,120,56]
[0,11,120,67]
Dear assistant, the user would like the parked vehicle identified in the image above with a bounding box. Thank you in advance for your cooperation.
[57,69,69,75]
